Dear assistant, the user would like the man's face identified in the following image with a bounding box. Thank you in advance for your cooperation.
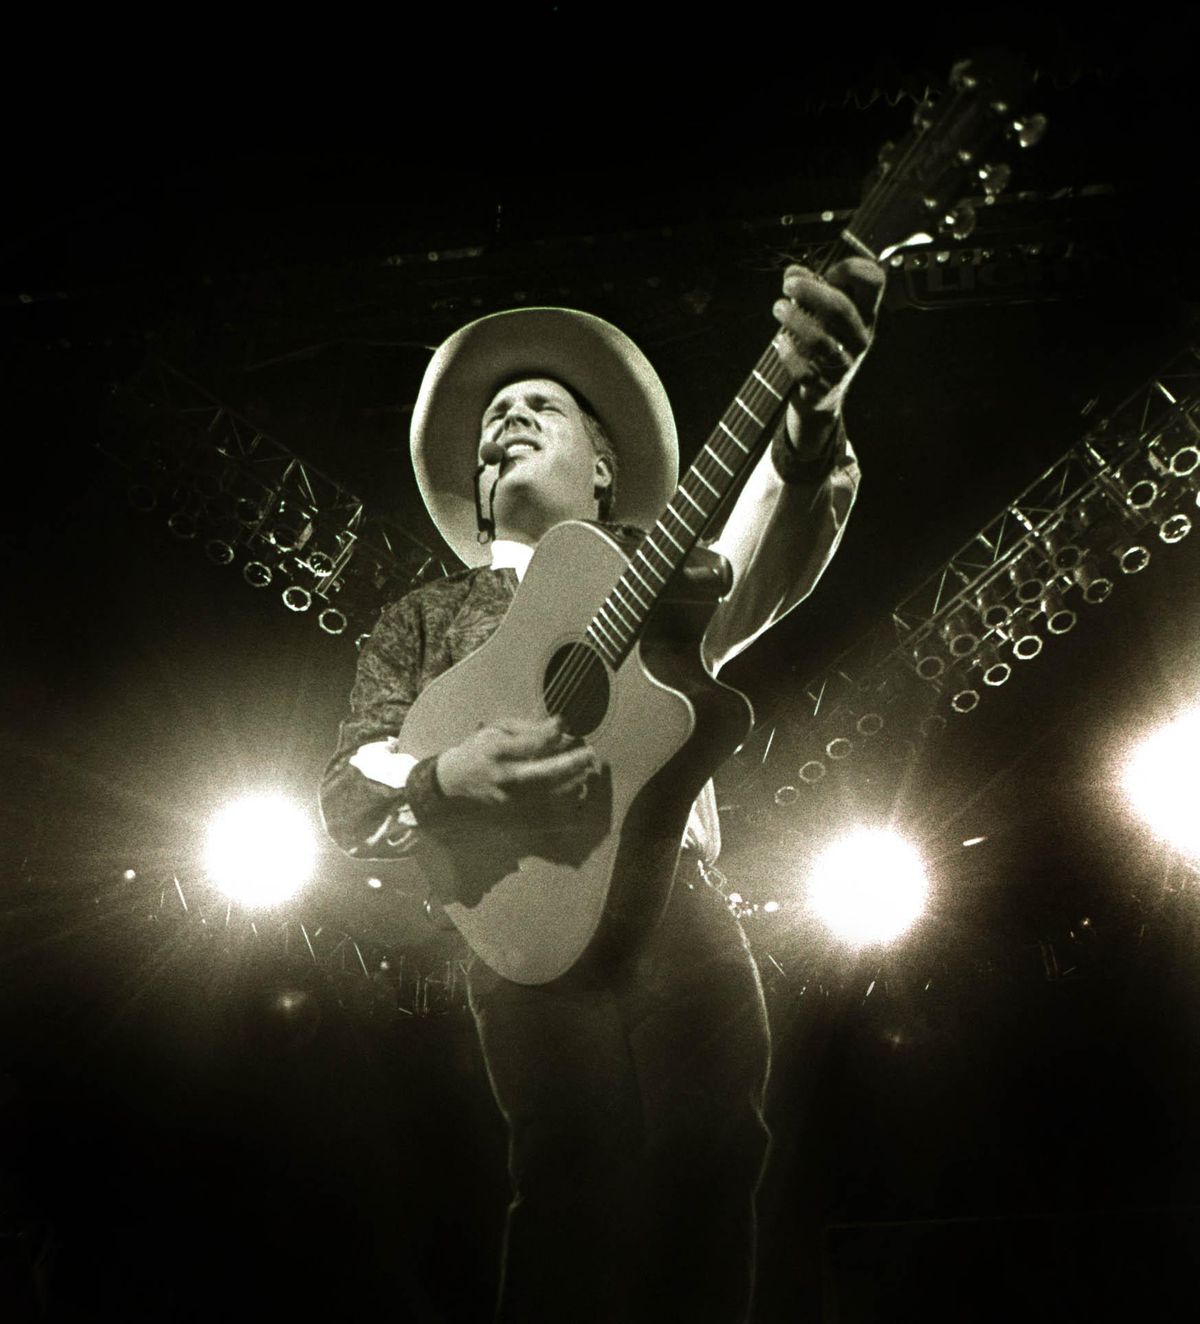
[478,377,609,532]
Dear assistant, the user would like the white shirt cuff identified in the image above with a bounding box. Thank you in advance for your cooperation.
[349,739,419,790]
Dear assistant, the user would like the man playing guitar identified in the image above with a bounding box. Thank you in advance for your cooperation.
[321,257,883,1322]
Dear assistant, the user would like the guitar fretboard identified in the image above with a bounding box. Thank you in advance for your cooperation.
[583,339,797,669]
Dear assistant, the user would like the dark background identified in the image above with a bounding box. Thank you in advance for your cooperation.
[3,9,1200,1320]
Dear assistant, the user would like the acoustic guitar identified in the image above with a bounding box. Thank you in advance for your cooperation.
[400,54,1044,983]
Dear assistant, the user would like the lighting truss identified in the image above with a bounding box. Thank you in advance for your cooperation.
[104,360,447,642]
[770,343,1200,791]
[133,872,469,1017]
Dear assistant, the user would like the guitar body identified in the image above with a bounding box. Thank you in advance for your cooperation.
[386,53,1039,985]
[399,520,753,985]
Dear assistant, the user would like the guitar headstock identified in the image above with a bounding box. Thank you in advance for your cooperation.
[848,53,1046,262]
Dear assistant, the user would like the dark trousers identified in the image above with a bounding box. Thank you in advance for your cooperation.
[467,858,772,1324]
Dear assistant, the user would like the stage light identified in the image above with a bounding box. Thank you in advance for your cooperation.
[1118,544,1151,574]
[912,632,945,681]
[804,828,929,946]
[1119,706,1200,864]
[973,643,1012,687]
[1036,517,1085,573]
[236,497,265,526]
[243,561,273,589]
[1072,562,1113,604]
[1159,512,1191,544]
[167,512,197,540]
[1170,444,1199,477]
[1040,585,1077,636]
[950,682,980,714]
[975,590,1013,631]
[203,793,316,907]
[205,538,235,565]
[941,610,979,661]
[318,607,348,635]
[1010,614,1043,660]
[1008,552,1047,607]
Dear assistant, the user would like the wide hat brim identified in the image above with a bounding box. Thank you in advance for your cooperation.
[410,307,679,567]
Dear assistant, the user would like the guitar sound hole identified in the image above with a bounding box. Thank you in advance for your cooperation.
[544,641,610,738]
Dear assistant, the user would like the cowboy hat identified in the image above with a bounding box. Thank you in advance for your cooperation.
[410,307,679,567]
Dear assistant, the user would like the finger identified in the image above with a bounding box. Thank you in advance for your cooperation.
[493,716,568,757]
[822,256,886,325]
[771,303,852,395]
[505,745,598,789]
[548,764,597,800]
[779,267,871,357]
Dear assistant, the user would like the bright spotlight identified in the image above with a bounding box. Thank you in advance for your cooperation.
[1120,707,1200,864]
[805,828,929,946]
[203,793,316,907]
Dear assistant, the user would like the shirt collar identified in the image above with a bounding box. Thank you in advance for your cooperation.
[489,539,534,581]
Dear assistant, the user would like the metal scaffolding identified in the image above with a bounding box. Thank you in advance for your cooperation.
[103,359,447,642]
[119,870,470,1018]
[769,343,1200,790]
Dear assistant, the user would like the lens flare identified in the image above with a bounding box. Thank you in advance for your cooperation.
[1120,707,1200,863]
[805,828,929,946]
[203,793,316,907]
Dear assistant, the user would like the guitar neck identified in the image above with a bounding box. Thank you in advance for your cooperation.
[584,237,858,671]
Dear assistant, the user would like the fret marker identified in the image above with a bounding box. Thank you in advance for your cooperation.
[592,609,624,645]
[637,547,670,577]
[585,628,618,667]
[627,564,657,596]
[735,396,765,427]
[752,369,784,401]
[617,577,650,610]
[718,421,750,453]
[604,588,639,627]
[657,522,687,552]
[706,446,734,476]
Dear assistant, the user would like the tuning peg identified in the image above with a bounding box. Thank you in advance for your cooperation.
[977,162,1012,197]
[949,59,979,92]
[912,94,938,130]
[1008,112,1047,149]
[938,203,977,241]
[874,140,897,177]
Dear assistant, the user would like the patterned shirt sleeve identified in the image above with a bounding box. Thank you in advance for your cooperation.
[319,592,445,857]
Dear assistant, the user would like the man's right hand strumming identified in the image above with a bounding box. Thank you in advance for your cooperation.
[435,715,600,812]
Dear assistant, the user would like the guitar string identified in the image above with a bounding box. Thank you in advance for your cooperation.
[542,364,781,714]
[540,314,845,716]
[542,239,861,721]
[540,352,798,717]
[542,77,982,719]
